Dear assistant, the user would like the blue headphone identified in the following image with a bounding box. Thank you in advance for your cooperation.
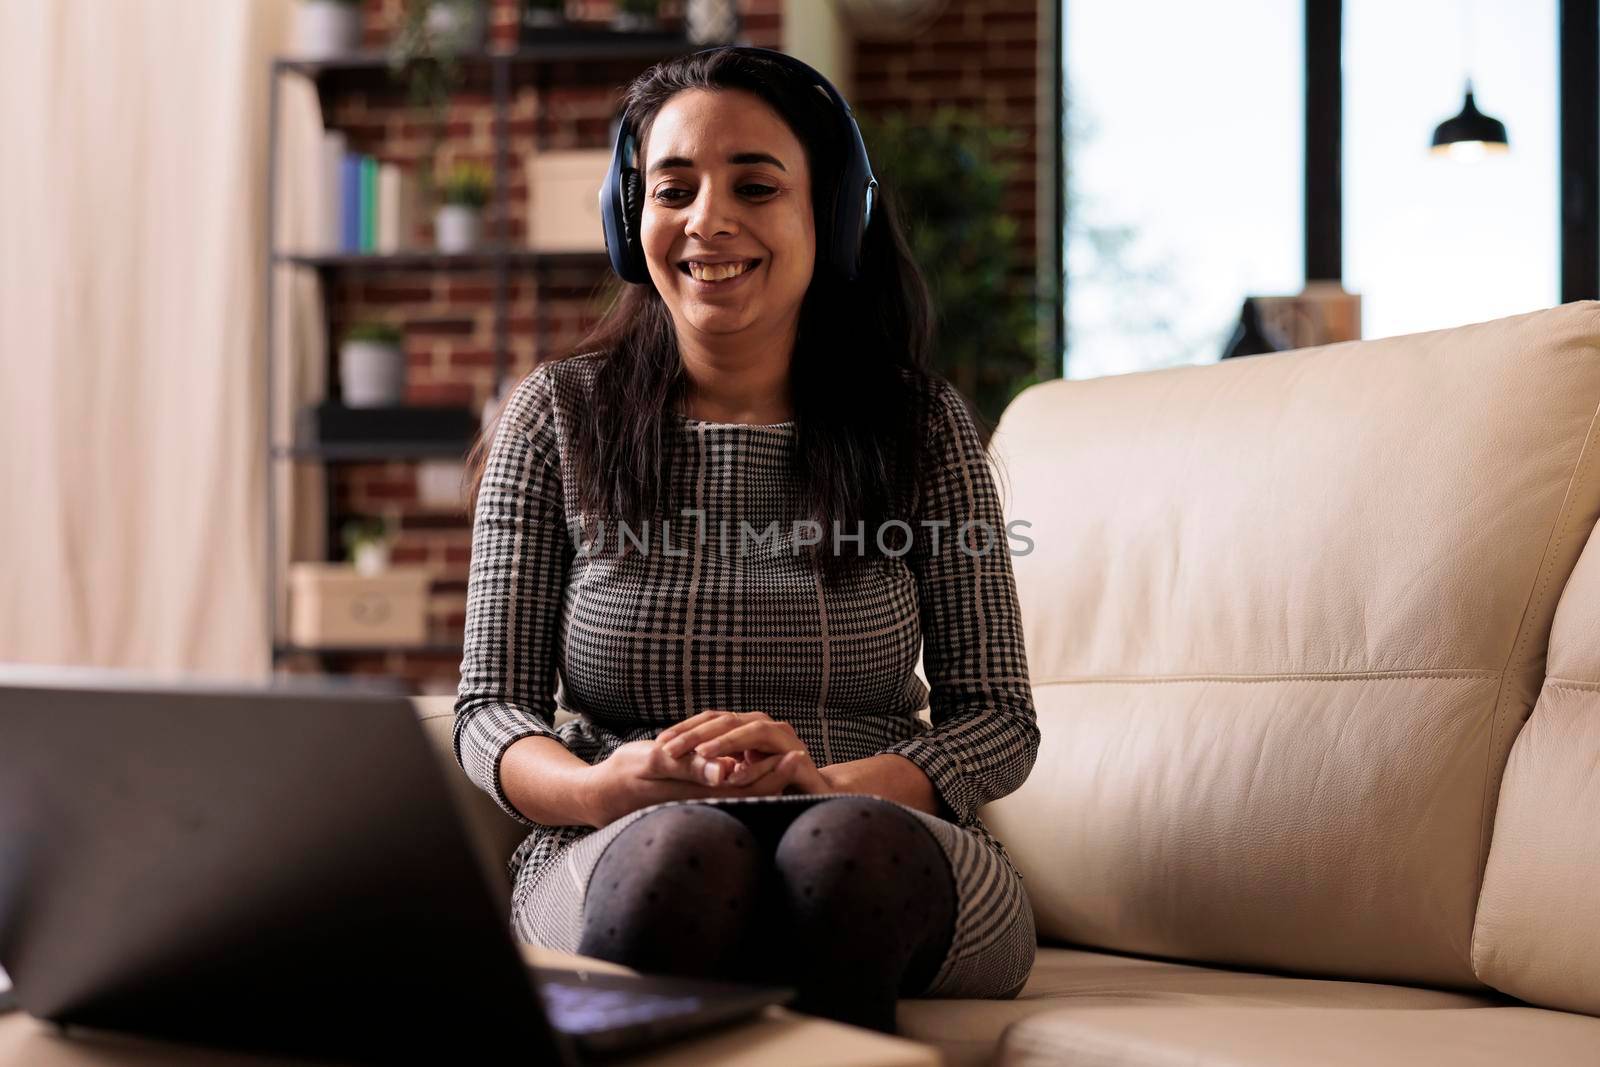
[599,45,879,285]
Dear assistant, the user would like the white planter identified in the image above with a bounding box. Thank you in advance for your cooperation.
[435,204,482,253]
[353,541,392,577]
[686,0,739,45]
[339,340,406,408]
[294,0,362,59]
[426,2,488,50]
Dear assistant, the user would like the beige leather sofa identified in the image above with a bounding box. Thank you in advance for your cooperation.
[423,301,1600,1066]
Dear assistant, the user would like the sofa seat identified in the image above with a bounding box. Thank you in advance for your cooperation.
[993,1002,1600,1067]
[895,945,1531,1066]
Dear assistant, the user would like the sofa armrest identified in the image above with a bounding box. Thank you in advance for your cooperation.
[412,695,535,885]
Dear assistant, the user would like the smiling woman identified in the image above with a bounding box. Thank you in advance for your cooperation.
[639,90,815,383]
[453,46,1039,1035]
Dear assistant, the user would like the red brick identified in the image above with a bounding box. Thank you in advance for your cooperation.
[367,479,419,502]
[390,544,431,564]
[448,348,498,369]
[446,283,495,302]
[407,317,477,337]
[363,283,434,304]
[408,383,476,406]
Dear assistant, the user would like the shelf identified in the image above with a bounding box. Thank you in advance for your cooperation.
[274,248,610,272]
[274,30,701,91]
[273,441,474,462]
[273,642,464,659]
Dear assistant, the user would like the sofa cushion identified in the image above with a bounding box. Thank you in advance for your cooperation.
[896,946,1503,1067]
[981,302,1600,986]
[1472,520,1600,1015]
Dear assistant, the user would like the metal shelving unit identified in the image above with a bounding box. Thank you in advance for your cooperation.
[263,28,696,672]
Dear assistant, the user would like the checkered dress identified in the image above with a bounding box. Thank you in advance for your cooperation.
[453,353,1039,997]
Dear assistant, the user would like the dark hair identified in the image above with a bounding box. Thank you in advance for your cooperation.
[463,47,944,577]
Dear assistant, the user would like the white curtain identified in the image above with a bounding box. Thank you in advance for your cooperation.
[0,0,326,679]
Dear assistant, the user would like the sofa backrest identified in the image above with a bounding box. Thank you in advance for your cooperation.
[1472,510,1600,1014]
[981,302,1600,988]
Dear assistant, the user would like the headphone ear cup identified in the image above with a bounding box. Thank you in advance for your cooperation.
[621,170,643,245]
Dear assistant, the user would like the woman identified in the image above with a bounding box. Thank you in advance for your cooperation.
[453,46,1038,1035]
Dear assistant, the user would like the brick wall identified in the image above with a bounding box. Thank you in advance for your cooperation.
[291,0,1042,692]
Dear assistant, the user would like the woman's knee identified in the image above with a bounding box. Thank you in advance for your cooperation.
[578,804,764,973]
[773,797,952,916]
[589,804,763,908]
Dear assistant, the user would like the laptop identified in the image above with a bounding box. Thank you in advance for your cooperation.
[0,667,793,1064]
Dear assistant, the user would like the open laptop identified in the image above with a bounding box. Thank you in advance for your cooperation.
[0,667,793,1064]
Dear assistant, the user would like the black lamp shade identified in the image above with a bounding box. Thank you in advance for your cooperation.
[1431,85,1510,156]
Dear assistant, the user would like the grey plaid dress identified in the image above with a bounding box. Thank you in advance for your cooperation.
[453,353,1039,998]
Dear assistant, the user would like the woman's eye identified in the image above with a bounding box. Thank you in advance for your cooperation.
[654,185,776,203]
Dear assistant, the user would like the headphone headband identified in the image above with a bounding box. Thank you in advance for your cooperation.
[599,45,879,285]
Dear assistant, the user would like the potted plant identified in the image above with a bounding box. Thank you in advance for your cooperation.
[339,321,407,408]
[435,161,492,252]
[611,0,661,33]
[854,106,1046,432]
[295,0,364,59]
[388,1,474,215]
[522,0,568,31]
[342,517,395,576]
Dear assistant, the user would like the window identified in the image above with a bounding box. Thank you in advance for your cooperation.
[1063,0,1304,379]
[1343,0,1558,339]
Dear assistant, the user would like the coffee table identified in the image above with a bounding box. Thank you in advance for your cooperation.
[0,946,940,1066]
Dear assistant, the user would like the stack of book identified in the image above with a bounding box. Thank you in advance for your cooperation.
[314,130,424,254]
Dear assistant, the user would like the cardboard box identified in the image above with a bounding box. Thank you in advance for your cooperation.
[526,149,611,253]
[288,563,433,647]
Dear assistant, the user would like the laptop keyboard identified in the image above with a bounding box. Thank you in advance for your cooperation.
[538,980,705,1034]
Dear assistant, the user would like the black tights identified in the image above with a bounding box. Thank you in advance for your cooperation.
[576,796,957,1034]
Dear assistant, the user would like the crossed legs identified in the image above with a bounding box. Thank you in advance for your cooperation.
[575,796,957,1033]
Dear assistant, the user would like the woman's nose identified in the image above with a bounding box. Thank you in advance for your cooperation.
[684,181,739,240]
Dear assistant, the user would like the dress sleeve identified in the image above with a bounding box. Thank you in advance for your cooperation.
[880,378,1040,826]
[453,364,575,826]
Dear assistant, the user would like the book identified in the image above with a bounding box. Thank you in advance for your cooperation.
[377,163,418,253]
[340,153,362,253]
[320,129,348,252]
[360,155,377,252]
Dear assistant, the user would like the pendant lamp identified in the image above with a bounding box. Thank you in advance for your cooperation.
[1431,79,1510,159]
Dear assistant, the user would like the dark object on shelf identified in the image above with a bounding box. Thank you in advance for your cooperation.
[275,247,608,272]
[297,402,478,446]
[1221,298,1288,360]
[518,19,686,49]
[273,642,465,658]
[522,0,568,32]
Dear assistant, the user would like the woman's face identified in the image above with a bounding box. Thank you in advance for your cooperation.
[639,88,815,343]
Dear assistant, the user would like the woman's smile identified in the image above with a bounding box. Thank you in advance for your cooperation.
[680,257,764,292]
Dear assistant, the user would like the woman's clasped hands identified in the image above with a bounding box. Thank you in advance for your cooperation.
[582,710,830,827]
[657,709,831,792]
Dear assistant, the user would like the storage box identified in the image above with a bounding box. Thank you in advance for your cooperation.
[526,149,611,253]
[288,563,434,647]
